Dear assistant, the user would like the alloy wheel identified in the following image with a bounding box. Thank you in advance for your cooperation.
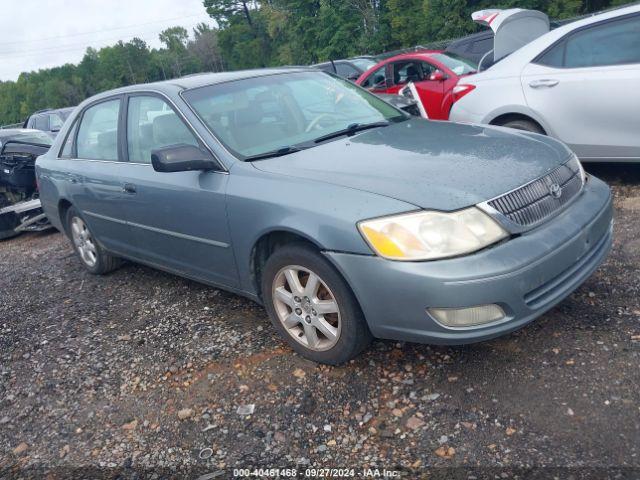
[70,216,97,267]
[272,265,341,351]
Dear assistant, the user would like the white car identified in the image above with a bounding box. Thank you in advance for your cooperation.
[449,4,640,162]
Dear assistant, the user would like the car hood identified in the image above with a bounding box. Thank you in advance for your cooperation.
[252,119,572,211]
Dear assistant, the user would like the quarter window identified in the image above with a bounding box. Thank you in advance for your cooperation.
[76,99,120,161]
[126,96,199,164]
[59,120,79,158]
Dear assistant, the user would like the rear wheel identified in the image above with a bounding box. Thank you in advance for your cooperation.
[497,118,545,134]
[66,206,121,274]
[0,212,20,240]
[262,243,372,364]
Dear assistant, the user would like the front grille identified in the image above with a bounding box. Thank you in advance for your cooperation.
[487,156,583,228]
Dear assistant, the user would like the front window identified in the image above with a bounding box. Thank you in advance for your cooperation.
[360,65,387,89]
[431,53,477,75]
[183,72,406,159]
[126,95,199,164]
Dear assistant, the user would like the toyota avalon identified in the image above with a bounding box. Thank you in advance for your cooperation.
[36,68,613,364]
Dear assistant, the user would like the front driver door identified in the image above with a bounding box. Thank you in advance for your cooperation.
[522,13,640,161]
[118,93,239,289]
[389,60,446,119]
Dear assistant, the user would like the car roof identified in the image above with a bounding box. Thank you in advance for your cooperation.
[80,67,316,107]
[383,50,443,62]
[102,67,313,95]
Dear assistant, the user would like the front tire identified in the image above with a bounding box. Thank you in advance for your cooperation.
[65,206,121,274]
[262,243,372,365]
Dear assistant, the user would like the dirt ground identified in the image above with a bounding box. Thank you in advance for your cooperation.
[1,164,639,479]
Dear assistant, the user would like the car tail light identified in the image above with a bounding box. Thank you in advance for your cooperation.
[452,84,476,103]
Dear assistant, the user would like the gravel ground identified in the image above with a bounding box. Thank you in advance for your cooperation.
[1,164,639,479]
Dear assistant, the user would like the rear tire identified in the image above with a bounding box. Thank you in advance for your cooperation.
[65,206,121,275]
[497,118,545,134]
[0,212,20,240]
[262,243,372,365]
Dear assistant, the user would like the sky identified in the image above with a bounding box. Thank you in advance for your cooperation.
[0,0,214,81]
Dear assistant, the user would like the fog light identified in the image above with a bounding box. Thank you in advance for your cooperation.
[428,304,505,327]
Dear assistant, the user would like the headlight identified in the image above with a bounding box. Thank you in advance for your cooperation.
[358,207,508,261]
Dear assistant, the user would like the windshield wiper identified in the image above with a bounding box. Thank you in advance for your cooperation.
[313,121,390,144]
[243,145,304,161]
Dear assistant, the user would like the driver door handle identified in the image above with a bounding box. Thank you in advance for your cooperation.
[529,79,559,88]
[122,183,137,194]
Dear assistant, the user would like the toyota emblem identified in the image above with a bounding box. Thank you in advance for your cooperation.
[549,183,562,199]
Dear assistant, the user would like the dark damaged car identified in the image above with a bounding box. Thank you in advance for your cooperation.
[0,129,53,239]
[36,68,612,364]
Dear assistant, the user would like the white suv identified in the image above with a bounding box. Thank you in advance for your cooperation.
[449,4,640,162]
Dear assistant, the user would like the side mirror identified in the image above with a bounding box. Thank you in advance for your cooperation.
[429,71,447,82]
[151,144,220,173]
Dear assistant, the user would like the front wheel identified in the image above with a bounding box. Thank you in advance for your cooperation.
[262,243,372,365]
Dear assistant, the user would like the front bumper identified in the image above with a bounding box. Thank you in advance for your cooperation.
[325,176,613,344]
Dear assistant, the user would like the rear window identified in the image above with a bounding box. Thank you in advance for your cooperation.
[564,14,640,68]
[33,115,49,131]
[535,14,640,68]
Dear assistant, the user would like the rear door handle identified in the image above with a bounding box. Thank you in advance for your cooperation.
[529,79,559,88]
[122,183,137,194]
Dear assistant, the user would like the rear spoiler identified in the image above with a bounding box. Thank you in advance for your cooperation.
[472,8,550,62]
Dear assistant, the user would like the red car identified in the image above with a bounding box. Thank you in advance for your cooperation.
[356,51,477,120]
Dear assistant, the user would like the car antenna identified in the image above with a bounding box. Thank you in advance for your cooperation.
[330,59,337,74]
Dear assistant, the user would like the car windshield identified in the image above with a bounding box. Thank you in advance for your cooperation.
[431,53,477,75]
[183,71,406,159]
[1,131,53,146]
[350,58,378,71]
